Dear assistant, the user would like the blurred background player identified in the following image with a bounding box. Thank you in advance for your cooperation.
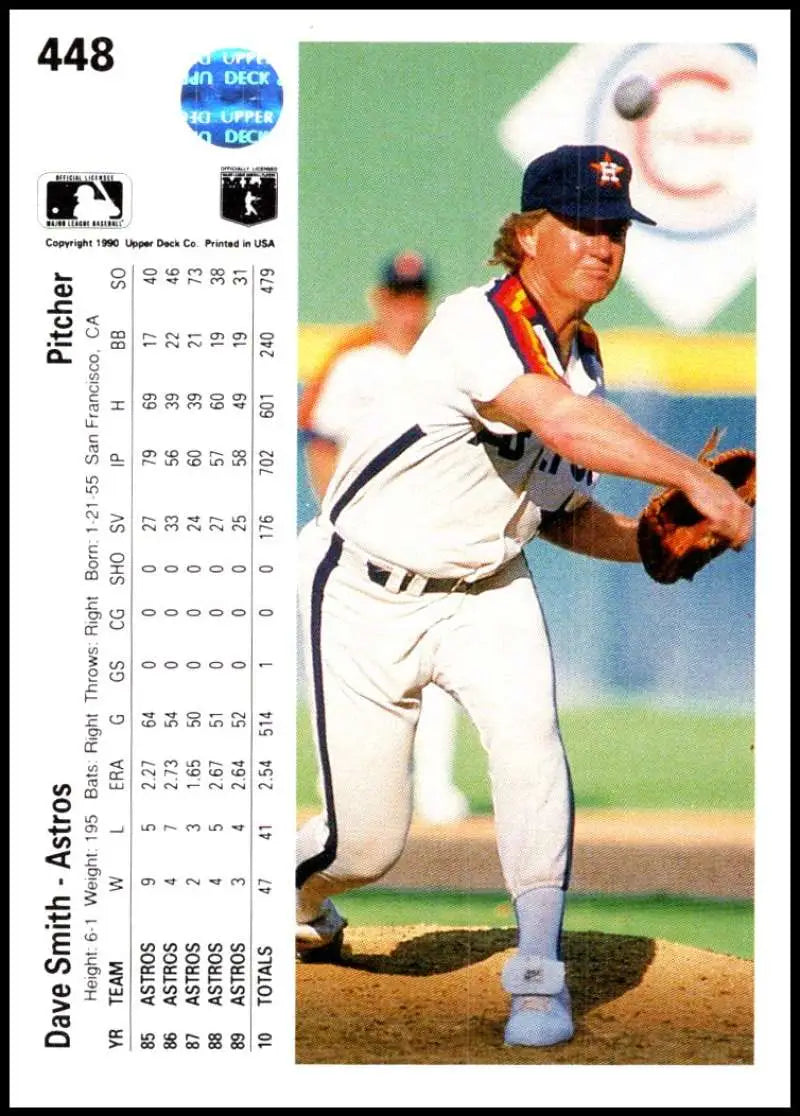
[298,252,469,824]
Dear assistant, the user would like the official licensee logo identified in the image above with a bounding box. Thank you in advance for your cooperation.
[38,172,131,228]
[220,167,277,226]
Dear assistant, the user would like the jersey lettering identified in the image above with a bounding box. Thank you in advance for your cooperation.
[538,452,562,475]
[468,428,532,461]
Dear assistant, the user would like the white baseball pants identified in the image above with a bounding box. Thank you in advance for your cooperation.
[295,520,574,916]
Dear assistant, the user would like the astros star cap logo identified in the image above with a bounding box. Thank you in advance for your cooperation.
[589,151,625,188]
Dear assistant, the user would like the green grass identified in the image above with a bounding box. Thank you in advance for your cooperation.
[298,706,754,959]
[297,703,754,812]
[331,890,753,960]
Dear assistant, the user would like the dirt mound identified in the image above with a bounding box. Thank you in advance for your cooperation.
[296,926,752,1064]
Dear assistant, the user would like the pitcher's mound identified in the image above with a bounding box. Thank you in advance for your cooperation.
[296,926,752,1064]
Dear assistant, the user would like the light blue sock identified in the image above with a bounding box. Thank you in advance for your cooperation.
[514,886,565,958]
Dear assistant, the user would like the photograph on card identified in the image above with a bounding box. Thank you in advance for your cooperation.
[294,40,755,1066]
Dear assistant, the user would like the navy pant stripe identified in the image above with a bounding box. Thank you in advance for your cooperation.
[296,532,344,889]
[329,424,424,524]
[562,760,576,892]
[555,761,575,962]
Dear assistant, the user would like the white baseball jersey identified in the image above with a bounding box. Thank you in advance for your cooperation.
[319,274,605,579]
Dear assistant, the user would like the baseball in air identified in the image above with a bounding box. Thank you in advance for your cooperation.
[613,74,658,121]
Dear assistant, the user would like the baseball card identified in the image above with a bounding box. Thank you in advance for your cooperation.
[9,11,790,1109]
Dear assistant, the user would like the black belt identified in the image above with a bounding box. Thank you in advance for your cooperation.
[366,560,469,594]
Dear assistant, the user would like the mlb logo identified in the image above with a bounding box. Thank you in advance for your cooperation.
[38,173,130,227]
[220,167,278,226]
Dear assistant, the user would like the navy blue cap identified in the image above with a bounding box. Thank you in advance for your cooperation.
[379,251,431,292]
[521,145,656,226]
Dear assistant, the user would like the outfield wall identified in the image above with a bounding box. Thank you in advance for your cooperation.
[298,42,756,336]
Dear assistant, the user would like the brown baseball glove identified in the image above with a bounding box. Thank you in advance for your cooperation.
[637,428,756,584]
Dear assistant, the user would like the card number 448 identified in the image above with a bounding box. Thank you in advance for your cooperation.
[38,37,114,72]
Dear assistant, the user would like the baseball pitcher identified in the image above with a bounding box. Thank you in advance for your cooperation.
[295,145,753,1047]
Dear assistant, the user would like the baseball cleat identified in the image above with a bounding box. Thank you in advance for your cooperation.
[504,987,574,1047]
[296,898,348,963]
[501,953,575,1047]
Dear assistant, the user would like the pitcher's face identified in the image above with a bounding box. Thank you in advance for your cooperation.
[527,212,629,308]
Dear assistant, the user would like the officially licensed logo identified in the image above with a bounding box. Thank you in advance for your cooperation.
[38,172,131,228]
[220,168,277,226]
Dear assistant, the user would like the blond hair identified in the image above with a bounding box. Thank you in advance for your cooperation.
[487,209,548,271]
